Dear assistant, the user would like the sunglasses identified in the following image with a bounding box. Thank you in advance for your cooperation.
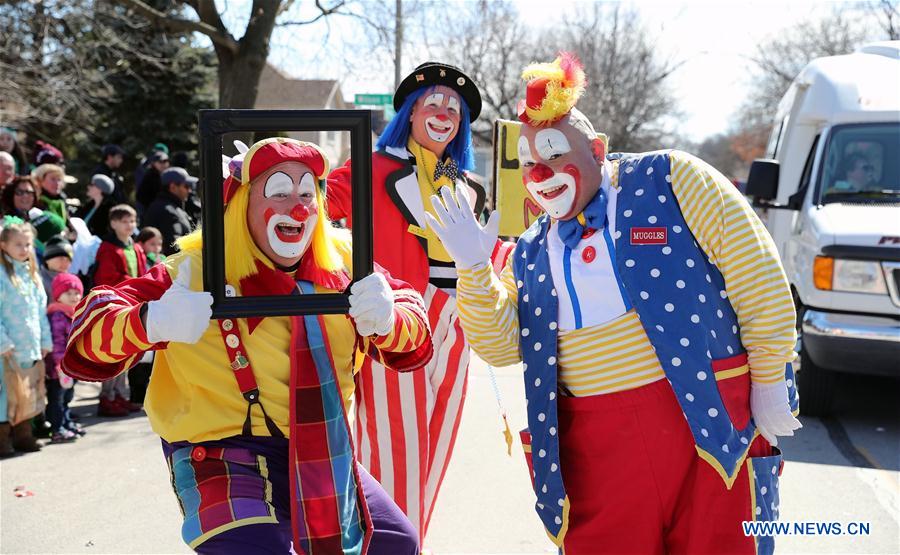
[14,189,35,196]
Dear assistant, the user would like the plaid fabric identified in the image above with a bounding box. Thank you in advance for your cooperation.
[168,445,278,549]
[290,281,370,555]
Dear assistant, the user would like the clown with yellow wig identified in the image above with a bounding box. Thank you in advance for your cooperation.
[427,53,801,554]
[63,138,431,554]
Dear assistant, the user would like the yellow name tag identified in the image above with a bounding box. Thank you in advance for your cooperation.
[407,224,429,239]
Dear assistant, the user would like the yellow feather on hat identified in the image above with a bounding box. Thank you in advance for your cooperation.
[520,52,586,126]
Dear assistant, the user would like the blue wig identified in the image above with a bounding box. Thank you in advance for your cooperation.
[376,86,476,172]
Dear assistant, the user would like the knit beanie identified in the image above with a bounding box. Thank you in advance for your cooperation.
[43,235,74,261]
[51,272,83,301]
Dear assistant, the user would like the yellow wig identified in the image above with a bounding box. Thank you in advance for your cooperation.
[521,52,586,126]
[176,176,350,285]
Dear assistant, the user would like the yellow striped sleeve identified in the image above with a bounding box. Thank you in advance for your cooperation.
[455,260,522,367]
[370,301,425,353]
[669,151,797,383]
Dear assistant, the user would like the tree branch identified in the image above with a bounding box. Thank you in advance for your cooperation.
[278,0,347,26]
[113,0,239,54]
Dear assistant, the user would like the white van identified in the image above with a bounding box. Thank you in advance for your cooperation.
[745,41,900,416]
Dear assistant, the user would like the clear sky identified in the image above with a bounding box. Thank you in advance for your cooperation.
[216,0,883,142]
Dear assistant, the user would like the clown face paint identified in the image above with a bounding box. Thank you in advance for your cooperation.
[247,161,319,268]
[519,119,605,221]
[410,85,462,157]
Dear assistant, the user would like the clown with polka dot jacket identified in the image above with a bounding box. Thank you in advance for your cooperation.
[426,53,801,555]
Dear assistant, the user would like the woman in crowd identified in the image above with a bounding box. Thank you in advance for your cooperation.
[0,177,66,250]
[0,128,29,175]
[32,164,70,224]
[76,174,116,236]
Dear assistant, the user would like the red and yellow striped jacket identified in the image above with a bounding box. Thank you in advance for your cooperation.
[63,252,432,443]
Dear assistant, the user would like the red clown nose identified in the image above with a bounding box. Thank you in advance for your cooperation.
[290,203,312,222]
[529,163,554,183]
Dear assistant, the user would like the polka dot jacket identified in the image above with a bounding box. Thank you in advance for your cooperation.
[512,151,799,541]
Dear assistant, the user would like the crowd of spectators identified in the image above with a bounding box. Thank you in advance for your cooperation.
[0,130,200,455]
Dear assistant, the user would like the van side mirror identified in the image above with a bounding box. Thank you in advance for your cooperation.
[746,159,780,202]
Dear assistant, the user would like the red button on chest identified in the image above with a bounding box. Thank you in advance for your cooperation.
[582,246,597,263]
[191,446,207,462]
[581,228,597,239]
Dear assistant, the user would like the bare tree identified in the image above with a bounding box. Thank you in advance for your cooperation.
[116,0,347,109]
[870,0,900,39]
[436,0,532,144]
[553,4,684,152]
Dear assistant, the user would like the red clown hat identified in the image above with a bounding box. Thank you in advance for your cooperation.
[223,138,330,205]
[517,52,586,127]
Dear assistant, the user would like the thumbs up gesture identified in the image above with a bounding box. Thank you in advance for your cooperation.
[145,259,213,344]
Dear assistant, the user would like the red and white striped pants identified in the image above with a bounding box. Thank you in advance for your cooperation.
[353,285,469,542]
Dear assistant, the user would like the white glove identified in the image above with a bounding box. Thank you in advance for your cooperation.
[424,186,499,270]
[348,273,395,337]
[145,259,213,344]
[751,381,802,446]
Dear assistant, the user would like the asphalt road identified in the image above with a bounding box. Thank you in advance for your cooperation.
[1,358,897,554]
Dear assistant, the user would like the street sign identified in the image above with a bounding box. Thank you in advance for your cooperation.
[354,93,393,106]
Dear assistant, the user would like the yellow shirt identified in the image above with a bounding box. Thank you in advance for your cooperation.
[66,252,430,442]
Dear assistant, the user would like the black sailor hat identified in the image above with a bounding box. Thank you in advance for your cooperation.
[393,62,482,121]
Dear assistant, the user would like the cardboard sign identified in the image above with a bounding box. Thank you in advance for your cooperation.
[492,119,540,238]
[492,119,609,238]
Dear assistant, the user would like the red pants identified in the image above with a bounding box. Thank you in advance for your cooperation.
[557,379,771,555]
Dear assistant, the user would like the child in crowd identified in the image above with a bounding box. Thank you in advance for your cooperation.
[93,205,145,416]
[39,236,73,302]
[45,273,84,442]
[0,218,51,454]
[126,226,166,408]
[136,226,165,268]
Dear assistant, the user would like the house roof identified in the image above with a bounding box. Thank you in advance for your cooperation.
[255,64,347,110]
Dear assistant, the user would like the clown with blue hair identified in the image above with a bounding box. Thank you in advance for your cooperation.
[328,62,514,544]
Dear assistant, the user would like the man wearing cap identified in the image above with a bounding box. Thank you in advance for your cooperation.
[137,150,171,211]
[328,62,513,541]
[64,137,431,554]
[427,53,800,554]
[91,144,127,204]
[143,167,196,255]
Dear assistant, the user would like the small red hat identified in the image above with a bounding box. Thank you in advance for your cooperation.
[223,138,329,205]
[51,272,83,301]
[517,52,586,127]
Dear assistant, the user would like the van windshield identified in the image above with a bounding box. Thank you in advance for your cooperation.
[818,123,900,204]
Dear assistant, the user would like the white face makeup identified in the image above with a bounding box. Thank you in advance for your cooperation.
[520,130,578,219]
[425,116,455,143]
[263,171,318,260]
[535,129,571,160]
[422,92,457,143]
[526,172,576,219]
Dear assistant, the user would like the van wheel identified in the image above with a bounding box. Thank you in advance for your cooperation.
[798,339,836,417]
[795,303,836,417]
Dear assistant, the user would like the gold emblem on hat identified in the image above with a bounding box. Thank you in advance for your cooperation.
[457,77,465,86]
[416,74,425,82]
[439,69,446,77]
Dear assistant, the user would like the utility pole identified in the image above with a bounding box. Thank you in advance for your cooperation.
[394,0,403,90]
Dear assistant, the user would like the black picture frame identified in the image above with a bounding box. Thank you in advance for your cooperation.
[199,109,373,319]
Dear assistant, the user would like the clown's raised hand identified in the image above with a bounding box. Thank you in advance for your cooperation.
[424,186,499,270]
